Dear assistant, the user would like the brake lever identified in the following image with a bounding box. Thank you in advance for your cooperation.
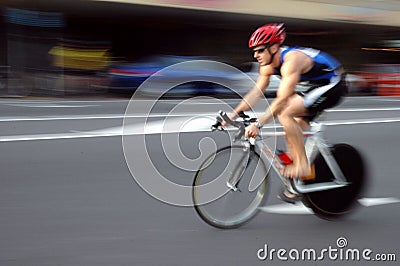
[237,111,250,119]
[218,111,245,141]
[211,116,224,131]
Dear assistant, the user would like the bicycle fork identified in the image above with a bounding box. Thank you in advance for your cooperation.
[226,141,253,192]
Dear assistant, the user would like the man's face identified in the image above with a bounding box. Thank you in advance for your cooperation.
[252,45,271,66]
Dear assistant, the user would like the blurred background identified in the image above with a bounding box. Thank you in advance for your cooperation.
[0,0,399,98]
[0,3,399,264]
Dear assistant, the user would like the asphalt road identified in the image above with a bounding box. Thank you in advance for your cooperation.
[0,95,399,265]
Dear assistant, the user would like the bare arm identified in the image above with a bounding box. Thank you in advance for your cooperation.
[257,51,311,125]
[229,66,272,120]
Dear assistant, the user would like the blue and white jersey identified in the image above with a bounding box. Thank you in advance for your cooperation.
[275,46,343,86]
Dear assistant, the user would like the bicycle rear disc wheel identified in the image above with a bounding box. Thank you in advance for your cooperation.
[192,145,269,229]
[302,144,365,220]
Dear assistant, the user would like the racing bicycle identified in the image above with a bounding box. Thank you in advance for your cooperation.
[192,111,366,229]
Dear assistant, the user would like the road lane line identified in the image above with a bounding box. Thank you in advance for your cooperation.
[327,107,400,112]
[5,103,100,108]
[0,116,400,142]
[0,131,119,142]
[259,202,313,215]
[259,197,400,215]
[0,105,400,122]
[324,118,400,126]
[358,197,400,207]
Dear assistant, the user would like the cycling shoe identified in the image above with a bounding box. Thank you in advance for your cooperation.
[278,188,301,204]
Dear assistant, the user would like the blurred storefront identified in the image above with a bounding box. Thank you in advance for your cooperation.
[0,0,399,96]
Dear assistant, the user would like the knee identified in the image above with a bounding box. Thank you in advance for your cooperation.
[277,110,292,125]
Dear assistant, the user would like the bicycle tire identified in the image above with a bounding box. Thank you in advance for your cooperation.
[192,145,269,229]
[302,144,366,220]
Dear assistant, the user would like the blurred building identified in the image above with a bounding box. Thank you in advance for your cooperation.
[0,0,399,96]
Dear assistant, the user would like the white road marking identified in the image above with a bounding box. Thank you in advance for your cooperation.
[259,197,400,215]
[0,99,128,104]
[1,115,400,142]
[367,97,400,102]
[0,97,399,141]
[0,104,400,122]
[0,131,119,142]
[0,113,220,122]
[5,103,99,108]
[0,114,126,122]
[327,107,400,112]
[259,202,313,215]
[324,117,400,126]
[0,96,397,108]
[358,197,400,207]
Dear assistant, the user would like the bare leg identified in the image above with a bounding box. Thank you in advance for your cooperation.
[277,95,311,178]
[284,117,309,158]
[295,117,310,131]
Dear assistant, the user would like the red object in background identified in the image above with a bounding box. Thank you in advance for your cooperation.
[360,64,400,96]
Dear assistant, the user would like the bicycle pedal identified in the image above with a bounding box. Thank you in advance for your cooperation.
[301,164,316,181]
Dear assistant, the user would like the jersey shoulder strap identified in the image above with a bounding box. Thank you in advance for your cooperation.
[279,46,321,62]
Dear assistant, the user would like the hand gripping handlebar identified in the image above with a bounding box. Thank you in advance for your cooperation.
[211,110,246,142]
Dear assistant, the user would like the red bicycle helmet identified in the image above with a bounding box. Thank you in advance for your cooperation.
[248,23,286,48]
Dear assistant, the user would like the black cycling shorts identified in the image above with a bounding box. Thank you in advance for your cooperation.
[299,77,347,122]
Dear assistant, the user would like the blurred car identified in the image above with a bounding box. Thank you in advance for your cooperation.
[108,55,270,97]
[108,56,310,97]
[108,55,220,95]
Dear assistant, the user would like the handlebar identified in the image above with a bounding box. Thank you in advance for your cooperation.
[211,110,257,141]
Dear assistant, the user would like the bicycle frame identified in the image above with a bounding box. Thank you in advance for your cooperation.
[254,122,349,195]
[217,111,350,195]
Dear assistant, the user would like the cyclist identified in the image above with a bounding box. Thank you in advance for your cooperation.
[223,23,347,201]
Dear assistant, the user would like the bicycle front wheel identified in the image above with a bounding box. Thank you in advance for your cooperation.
[192,145,269,229]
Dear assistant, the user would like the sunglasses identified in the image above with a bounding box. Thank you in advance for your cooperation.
[253,46,269,54]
